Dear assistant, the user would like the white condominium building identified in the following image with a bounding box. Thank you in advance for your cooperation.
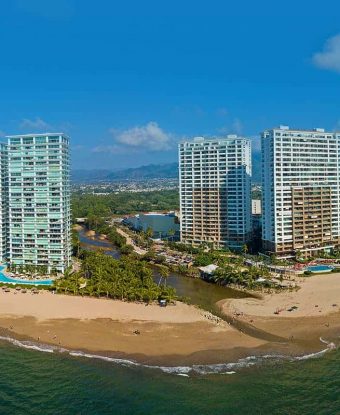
[262,126,340,257]
[179,136,252,250]
[6,133,72,272]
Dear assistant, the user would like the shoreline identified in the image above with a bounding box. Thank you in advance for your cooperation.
[0,319,334,371]
[218,272,340,359]
[0,280,338,366]
[0,290,267,365]
[0,329,332,373]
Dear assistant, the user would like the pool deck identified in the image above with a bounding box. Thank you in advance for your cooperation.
[0,265,53,286]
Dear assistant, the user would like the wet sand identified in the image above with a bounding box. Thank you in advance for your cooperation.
[0,273,339,365]
[220,272,340,352]
[0,290,267,364]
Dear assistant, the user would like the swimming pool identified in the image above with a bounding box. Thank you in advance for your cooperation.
[306,265,334,273]
[0,266,53,286]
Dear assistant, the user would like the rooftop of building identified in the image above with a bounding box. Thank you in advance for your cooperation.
[264,125,338,134]
[180,135,250,144]
[6,132,69,138]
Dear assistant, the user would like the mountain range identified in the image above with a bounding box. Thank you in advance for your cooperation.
[72,152,261,184]
[71,163,179,183]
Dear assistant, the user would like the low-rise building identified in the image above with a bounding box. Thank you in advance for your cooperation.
[123,212,180,239]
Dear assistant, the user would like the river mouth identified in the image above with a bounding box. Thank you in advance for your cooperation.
[77,227,316,347]
[77,226,251,313]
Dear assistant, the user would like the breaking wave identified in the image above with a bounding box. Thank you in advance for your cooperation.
[0,335,336,377]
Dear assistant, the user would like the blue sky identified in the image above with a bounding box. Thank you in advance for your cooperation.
[1,0,340,169]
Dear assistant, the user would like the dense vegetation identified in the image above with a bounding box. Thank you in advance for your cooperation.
[80,218,134,255]
[166,241,200,254]
[211,265,272,289]
[192,249,274,289]
[72,189,179,219]
[55,250,176,302]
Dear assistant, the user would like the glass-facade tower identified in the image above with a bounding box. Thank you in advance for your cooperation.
[0,143,8,262]
[4,133,71,272]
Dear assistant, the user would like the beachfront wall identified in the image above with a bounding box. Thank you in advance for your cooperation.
[5,133,72,273]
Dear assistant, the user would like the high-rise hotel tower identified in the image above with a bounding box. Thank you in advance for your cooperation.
[1,133,71,272]
[262,126,340,257]
[179,136,252,250]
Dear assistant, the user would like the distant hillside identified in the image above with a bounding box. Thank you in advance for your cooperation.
[71,163,178,183]
[106,162,178,180]
[252,150,261,184]
[71,169,114,183]
[71,154,262,183]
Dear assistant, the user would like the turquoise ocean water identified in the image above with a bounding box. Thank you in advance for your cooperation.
[0,338,339,415]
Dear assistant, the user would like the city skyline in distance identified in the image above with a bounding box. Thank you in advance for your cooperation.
[1,1,340,169]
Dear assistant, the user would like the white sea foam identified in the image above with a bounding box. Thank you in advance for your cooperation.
[0,335,55,353]
[320,337,336,349]
[295,349,329,361]
[69,351,141,367]
[0,335,337,376]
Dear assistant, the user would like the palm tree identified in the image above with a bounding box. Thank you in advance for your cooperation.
[168,228,175,242]
[158,266,170,286]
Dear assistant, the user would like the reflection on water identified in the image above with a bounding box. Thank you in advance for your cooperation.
[153,268,249,312]
[78,228,120,259]
[77,227,249,313]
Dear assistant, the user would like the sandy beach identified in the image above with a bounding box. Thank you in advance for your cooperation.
[0,290,266,365]
[221,272,340,351]
[223,272,340,318]
[0,272,339,365]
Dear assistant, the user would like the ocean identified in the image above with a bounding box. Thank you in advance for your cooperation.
[0,338,338,414]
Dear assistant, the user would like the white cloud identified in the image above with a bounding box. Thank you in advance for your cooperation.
[313,34,340,72]
[114,122,172,151]
[93,122,175,154]
[20,117,52,131]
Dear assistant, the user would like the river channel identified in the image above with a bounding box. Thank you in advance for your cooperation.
[77,227,284,341]
[77,227,250,314]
